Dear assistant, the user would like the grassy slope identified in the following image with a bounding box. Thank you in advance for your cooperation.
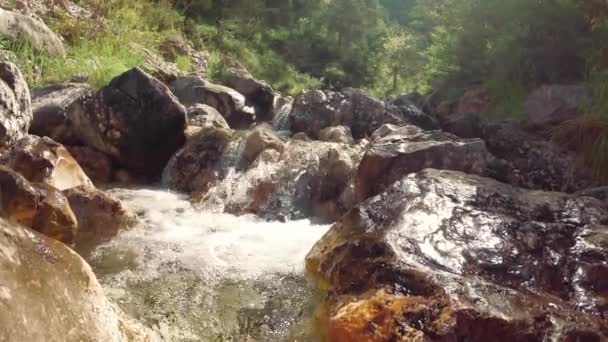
[1,0,320,94]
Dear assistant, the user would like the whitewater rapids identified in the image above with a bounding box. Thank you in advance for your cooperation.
[87,188,330,341]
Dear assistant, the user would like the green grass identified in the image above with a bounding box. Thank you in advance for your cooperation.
[1,0,321,95]
[175,55,192,73]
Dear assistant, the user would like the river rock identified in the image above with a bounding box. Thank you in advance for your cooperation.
[290,89,437,140]
[188,104,229,129]
[170,75,255,129]
[0,61,32,149]
[307,169,608,341]
[0,8,65,56]
[163,126,364,221]
[223,60,276,121]
[64,186,137,256]
[0,166,77,244]
[66,145,113,184]
[319,126,355,144]
[69,68,187,179]
[483,121,595,192]
[526,84,589,126]
[0,218,151,342]
[1,135,93,190]
[30,82,93,145]
[355,124,492,201]
[240,126,285,167]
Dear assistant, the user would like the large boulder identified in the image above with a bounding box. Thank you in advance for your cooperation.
[290,89,437,140]
[69,68,187,179]
[526,84,589,127]
[440,117,597,193]
[0,61,32,149]
[0,166,77,244]
[30,82,93,145]
[0,8,65,56]
[187,104,229,129]
[483,121,595,192]
[355,124,492,202]
[289,89,349,137]
[223,60,276,121]
[63,186,137,256]
[170,75,255,129]
[0,135,93,190]
[0,218,150,342]
[163,126,364,221]
[307,169,608,341]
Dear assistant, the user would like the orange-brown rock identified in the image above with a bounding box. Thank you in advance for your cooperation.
[1,135,93,190]
[63,186,137,256]
[328,290,433,342]
[0,166,77,244]
[308,169,608,340]
[0,217,151,341]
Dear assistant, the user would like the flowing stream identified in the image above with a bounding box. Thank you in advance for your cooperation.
[86,188,330,341]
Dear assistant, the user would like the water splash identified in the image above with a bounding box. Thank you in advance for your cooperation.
[272,100,293,131]
[88,188,330,341]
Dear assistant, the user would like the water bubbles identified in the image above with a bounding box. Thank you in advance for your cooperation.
[89,188,329,341]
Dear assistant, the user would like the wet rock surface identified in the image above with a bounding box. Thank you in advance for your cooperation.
[64,185,137,256]
[356,124,492,201]
[482,121,595,192]
[0,135,93,190]
[307,169,608,341]
[0,165,77,244]
[0,218,150,342]
[163,126,364,221]
[0,61,32,149]
[170,75,256,129]
[440,115,596,192]
[68,68,187,179]
[223,60,277,121]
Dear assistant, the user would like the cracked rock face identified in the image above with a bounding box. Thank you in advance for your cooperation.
[68,68,187,179]
[0,62,31,150]
[289,89,438,140]
[355,124,492,202]
[307,169,608,341]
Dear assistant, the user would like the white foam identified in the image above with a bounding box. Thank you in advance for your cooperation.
[105,188,330,279]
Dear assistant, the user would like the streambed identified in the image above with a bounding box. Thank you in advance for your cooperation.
[87,189,330,341]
